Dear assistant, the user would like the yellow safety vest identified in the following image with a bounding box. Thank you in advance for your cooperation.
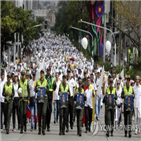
[4,82,13,100]
[60,83,69,93]
[19,79,28,97]
[76,88,84,94]
[123,85,133,96]
[106,87,116,95]
[37,78,47,87]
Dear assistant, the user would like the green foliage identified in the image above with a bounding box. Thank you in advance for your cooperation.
[1,1,41,48]
[53,1,89,37]
[96,60,111,71]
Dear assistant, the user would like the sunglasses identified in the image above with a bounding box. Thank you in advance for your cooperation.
[117,83,120,85]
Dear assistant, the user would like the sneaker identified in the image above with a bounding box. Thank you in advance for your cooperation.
[12,128,16,132]
[138,129,140,133]
[135,129,138,135]
[30,128,33,132]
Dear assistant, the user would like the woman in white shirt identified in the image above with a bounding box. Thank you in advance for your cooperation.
[12,73,20,131]
[115,80,122,128]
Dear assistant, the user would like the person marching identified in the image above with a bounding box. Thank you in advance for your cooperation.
[2,72,15,134]
[74,79,86,136]
[18,70,30,134]
[35,69,48,135]
[29,70,37,131]
[121,76,134,138]
[12,72,20,131]
[103,78,117,137]
[45,67,56,132]
[66,69,75,132]
[59,74,70,135]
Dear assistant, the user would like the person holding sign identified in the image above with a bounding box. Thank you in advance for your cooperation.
[2,73,15,134]
[74,79,86,136]
[103,78,117,137]
[58,74,70,135]
[18,70,30,134]
[35,69,48,135]
[121,75,134,138]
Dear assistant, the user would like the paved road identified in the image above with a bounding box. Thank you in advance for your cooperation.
[1,105,140,141]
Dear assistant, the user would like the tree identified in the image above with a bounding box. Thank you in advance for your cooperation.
[113,1,141,56]
[1,1,41,50]
[53,1,89,38]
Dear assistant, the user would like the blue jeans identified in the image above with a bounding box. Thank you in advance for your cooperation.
[54,100,59,122]
[30,99,37,129]
[95,95,102,118]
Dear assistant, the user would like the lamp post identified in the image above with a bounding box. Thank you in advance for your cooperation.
[78,19,117,66]
[69,26,94,56]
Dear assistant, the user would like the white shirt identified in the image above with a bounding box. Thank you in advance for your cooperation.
[85,88,93,109]
[116,87,122,105]
[0,79,6,102]
[54,80,61,100]
[29,79,36,98]
[133,83,141,108]
[14,83,19,97]
[67,78,75,97]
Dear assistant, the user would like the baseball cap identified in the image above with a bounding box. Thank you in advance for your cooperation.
[21,70,26,75]
[7,72,11,78]
[40,69,44,73]
[32,70,36,75]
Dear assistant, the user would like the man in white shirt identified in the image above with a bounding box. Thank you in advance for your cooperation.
[85,77,95,133]
[133,75,141,134]
[54,73,61,123]
[29,70,37,131]
[0,71,6,129]
[66,69,75,131]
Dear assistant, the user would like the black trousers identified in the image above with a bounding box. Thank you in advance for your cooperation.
[1,102,5,129]
[85,106,92,131]
[46,99,52,129]
[66,97,74,129]
[12,97,20,128]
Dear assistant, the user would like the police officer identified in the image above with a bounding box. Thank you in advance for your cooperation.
[2,72,15,134]
[103,78,117,137]
[74,79,86,136]
[36,69,48,135]
[59,75,70,135]
[121,76,134,138]
[18,70,30,134]
[45,67,56,132]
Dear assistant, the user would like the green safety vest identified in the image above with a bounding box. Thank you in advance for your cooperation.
[19,79,28,97]
[60,83,69,93]
[4,82,13,100]
[37,78,47,87]
[45,76,54,91]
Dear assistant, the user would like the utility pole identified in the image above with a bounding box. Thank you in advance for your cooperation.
[119,15,121,66]
[103,1,106,62]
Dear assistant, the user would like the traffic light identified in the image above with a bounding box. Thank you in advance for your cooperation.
[45,21,47,29]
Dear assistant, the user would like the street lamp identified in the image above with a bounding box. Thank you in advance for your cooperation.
[78,19,117,66]
[69,26,94,55]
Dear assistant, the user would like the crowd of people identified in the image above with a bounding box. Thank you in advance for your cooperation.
[0,34,141,138]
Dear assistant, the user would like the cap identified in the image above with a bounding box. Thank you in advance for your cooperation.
[78,79,82,84]
[127,75,131,80]
[84,70,87,74]
[67,69,71,73]
[109,78,113,83]
[21,70,26,75]
[62,74,67,78]
[7,72,11,78]
[97,69,100,73]
[47,67,51,71]
[32,70,36,75]
[14,72,18,77]
[40,69,44,73]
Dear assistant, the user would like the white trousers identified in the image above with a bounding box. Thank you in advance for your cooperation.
[134,107,141,129]
[115,106,121,122]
